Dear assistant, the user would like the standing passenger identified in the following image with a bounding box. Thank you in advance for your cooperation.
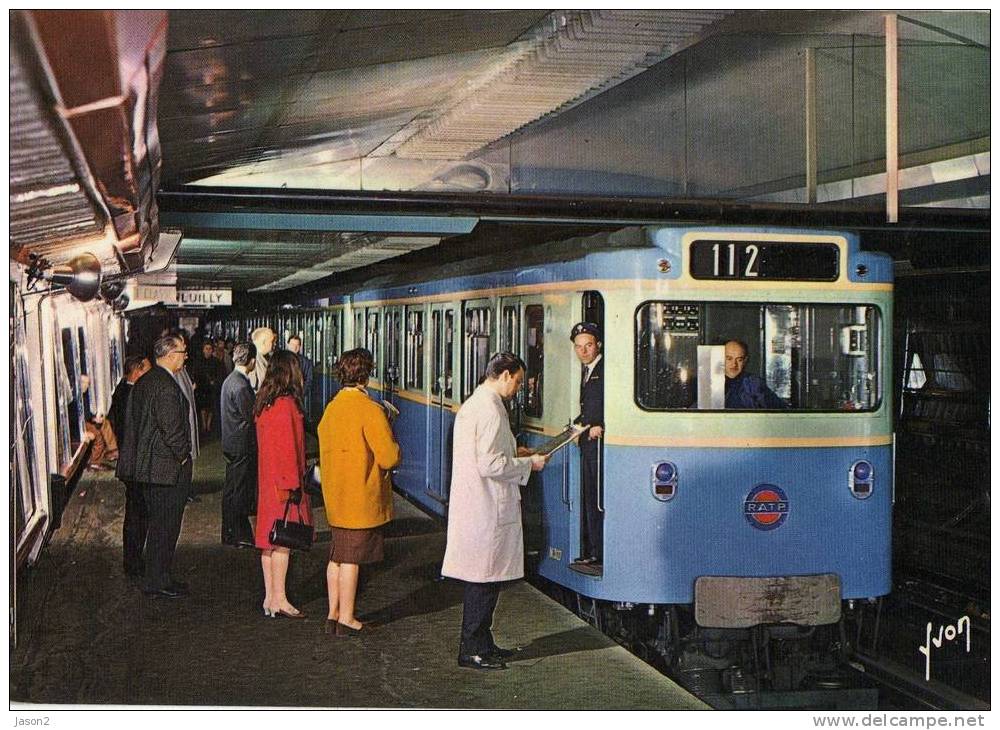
[220,342,258,549]
[173,331,200,502]
[110,355,152,578]
[114,334,193,598]
[317,348,400,637]
[254,350,310,619]
[286,335,314,417]
[441,353,549,670]
[191,340,224,435]
[215,337,234,374]
[249,327,277,392]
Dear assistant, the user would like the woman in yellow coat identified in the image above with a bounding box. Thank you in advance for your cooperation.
[318,348,401,636]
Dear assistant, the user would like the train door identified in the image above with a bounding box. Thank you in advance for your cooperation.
[500,295,547,560]
[574,291,605,571]
[383,306,403,407]
[427,303,455,504]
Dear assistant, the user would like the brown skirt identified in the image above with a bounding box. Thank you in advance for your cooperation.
[329,525,384,564]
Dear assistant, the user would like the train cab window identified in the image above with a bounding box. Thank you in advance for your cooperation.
[405,308,424,390]
[524,305,544,418]
[635,301,882,411]
[463,306,493,400]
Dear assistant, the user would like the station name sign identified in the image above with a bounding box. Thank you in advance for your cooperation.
[176,289,232,307]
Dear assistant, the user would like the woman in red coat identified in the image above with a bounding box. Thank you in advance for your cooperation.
[255,350,311,618]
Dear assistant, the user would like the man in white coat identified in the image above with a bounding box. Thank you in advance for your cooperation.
[441,352,549,670]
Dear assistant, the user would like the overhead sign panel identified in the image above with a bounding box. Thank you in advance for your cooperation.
[176,289,232,307]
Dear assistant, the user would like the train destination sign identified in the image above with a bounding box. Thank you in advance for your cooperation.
[176,289,232,307]
[689,240,839,281]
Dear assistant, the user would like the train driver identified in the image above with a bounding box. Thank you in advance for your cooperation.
[570,322,604,576]
[723,339,786,410]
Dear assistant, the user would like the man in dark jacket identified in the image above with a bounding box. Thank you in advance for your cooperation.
[569,322,605,576]
[724,340,786,410]
[115,334,193,598]
[109,354,151,577]
[220,342,258,548]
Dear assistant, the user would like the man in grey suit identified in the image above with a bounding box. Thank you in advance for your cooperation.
[220,342,258,548]
[115,334,193,599]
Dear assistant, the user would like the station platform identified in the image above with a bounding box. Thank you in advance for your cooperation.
[11,437,706,710]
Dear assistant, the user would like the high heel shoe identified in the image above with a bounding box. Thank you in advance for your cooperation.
[274,607,306,620]
[262,606,275,618]
[335,621,367,637]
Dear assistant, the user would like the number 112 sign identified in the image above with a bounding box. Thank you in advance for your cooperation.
[689,240,839,281]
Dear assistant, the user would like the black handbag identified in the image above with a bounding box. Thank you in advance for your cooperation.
[269,491,314,551]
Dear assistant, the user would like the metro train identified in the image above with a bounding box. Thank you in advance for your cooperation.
[209,224,894,698]
[11,275,127,568]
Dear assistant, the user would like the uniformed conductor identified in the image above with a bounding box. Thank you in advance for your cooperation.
[570,322,605,576]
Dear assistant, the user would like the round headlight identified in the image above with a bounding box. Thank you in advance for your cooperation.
[853,461,873,481]
[655,462,677,483]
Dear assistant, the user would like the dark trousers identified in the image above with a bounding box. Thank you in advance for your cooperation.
[141,482,189,591]
[222,452,256,542]
[460,581,503,657]
[580,445,603,561]
[122,481,148,574]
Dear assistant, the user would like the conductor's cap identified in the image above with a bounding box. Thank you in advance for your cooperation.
[570,322,601,341]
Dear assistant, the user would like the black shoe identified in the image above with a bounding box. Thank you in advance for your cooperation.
[488,645,521,660]
[143,585,187,599]
[458,654,507,670]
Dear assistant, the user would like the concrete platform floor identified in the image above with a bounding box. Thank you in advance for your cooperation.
[11,438,706,710]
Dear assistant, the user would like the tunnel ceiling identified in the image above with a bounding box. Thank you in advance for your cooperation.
[149,9,989,294]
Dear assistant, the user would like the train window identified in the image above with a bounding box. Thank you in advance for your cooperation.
[500,305,519,355]
[444,310,454,399]
[12,289,39,537]
[366,310,380,374]
[61,327,84,445]
[524,305,544,418]
[385,309,402,386]
[463,306,493,400]
[431,309,454,399]
[406,308,424,390]
[354,310,364,348]
[635,301,882,412]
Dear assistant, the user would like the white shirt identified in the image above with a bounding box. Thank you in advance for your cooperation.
[583,354,602,383]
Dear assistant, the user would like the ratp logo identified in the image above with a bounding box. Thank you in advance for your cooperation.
[744,484,789,531]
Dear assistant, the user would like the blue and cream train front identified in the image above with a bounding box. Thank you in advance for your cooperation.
[535,227,894,617]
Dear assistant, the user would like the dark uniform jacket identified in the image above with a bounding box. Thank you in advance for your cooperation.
[115,366,192,487]
[220,368,257,459]
[574,357,605,454]
[724,373,786,410]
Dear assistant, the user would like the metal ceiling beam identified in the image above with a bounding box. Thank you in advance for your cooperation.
[159,209,478,235]
[158,185,989,234]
